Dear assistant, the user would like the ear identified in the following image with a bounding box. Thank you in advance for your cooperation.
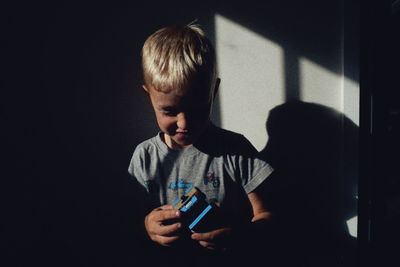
[213,78,221,99]
[142,85,152,103]
[142,85,149,93]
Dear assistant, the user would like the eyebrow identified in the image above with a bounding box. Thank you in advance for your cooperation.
[158,105,179,111]
[157,99,210,111]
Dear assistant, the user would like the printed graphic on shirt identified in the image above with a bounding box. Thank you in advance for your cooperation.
[168,179,193,195]
[203,172,220,188]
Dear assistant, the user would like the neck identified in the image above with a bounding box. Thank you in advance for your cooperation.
[163,133,191,150]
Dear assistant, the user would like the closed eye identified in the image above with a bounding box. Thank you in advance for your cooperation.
[161,109,178,117]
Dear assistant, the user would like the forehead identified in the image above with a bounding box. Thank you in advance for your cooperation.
[149,85,211,107]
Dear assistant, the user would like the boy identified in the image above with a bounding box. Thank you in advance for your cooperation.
[128,23,274,261]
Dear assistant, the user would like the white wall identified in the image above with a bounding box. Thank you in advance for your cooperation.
[215,14,285,151]
[214,13,359,237]
[215,14,359,148]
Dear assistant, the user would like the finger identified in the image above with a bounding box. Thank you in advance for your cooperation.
[153,209,180,222]
[198,241,217,250]
[158,204,174,210]
[191,228,226,242]
[154,235,180,246]
[191,232,213,242]
[156,222,182,236]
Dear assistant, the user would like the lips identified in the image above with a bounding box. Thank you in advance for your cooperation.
[175,132,189,138]
[174,129,192,141]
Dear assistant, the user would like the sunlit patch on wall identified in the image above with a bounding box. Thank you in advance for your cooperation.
[299,57,343,112]
[346,215,358,238]
[343,76,359,126]
[215,14,285,151]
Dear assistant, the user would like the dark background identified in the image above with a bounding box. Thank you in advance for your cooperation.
[359,0,400,266]
[2,0,398,266]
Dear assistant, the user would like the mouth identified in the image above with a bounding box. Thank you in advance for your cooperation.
[175,131,189,137]
[174,129,192,140]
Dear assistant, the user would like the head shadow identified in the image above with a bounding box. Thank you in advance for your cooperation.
[259,100,358,264]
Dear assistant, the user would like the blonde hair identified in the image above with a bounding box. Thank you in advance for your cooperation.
[142,23,217,96]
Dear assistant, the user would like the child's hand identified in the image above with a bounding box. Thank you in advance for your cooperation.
[191,227,233,251]
[144,204,182,246]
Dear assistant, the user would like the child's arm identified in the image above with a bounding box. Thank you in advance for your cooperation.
[248,191,273,222]
[144,204,183,246]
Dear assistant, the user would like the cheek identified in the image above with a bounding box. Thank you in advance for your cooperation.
[156,115,176,132]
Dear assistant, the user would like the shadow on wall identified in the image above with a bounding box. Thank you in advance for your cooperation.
[259,101,358,266]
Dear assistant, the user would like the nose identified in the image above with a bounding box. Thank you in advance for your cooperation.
[177,112,188,130]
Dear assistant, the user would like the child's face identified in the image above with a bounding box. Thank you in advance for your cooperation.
[144,84,217,149]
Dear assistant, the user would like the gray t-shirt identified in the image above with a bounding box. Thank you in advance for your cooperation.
[128,124,273,220]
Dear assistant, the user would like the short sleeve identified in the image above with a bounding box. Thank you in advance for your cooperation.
[128,146,148,190]
[233,136,274,193]
[128,140,162,195]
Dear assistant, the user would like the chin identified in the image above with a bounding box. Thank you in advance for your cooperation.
[176,140,193,147]
[172,137,194,148]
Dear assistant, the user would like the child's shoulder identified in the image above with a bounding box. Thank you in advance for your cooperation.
[133,134,162,155]
[212,125,245,139]
[200,124,258,156]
